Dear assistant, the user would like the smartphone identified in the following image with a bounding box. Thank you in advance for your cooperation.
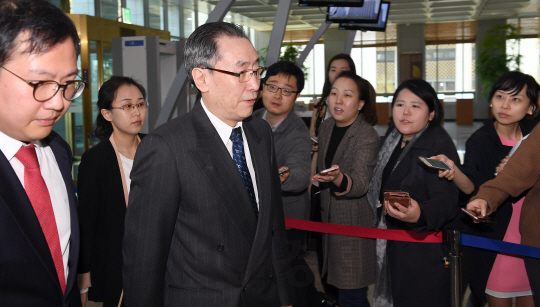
[461,208,494,223]
[316,165,339,176]
[278,167,290,176]
[311,136,319,145]
[419,156,452,171]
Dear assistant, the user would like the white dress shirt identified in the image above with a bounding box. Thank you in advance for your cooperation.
[119,153,134,194]
[0,130,71,280]
[201,99,260,208]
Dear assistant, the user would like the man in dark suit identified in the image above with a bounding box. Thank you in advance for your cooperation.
[123,22,292,307]
[0,0,84,306]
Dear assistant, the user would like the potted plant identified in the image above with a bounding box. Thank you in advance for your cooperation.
[476,23,521,98]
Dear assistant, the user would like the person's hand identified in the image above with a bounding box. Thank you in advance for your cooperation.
[278,166,290,184]
[430,154,455,180]
[80,292,87,307]
[466,198,491,219]
[385,198,421,223]
[312,165,342,186]
[495,156,510,175]
[311,136,319,152]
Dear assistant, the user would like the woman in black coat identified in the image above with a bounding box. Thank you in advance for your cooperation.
[433,71,539,307]
[77,76,147,307]
[368,79,459,307]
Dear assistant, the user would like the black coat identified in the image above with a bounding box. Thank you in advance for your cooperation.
[460,119,536,306]
[383,125,460,307]
[77,135,144,306]
[0,131,81,306]
[122,103,292,307]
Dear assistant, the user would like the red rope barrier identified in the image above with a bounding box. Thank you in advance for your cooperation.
[285,218,443,243]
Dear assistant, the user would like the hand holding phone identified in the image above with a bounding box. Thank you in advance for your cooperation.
[278,167,290,176]
[311,136,319,145]
[461,208,494,223]
[419,156,452,171]
[316,165,339,176]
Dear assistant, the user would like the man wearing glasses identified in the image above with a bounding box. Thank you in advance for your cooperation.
[254,61,315,307]
[0,0,84,306]
[123,22,292,307]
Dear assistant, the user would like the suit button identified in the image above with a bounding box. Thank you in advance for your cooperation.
[217,244,225,251]
[269,274,273,280]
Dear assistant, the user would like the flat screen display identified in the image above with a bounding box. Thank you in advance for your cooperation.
[298,0,364,8]
[326,0,382,23]
[339,1,390,32]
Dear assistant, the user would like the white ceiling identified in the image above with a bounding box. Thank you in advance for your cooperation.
[204,0,540,31]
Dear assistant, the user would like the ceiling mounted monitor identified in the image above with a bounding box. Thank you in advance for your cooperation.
[298,0,364,8]
[326,0,382,23]
[339,1,390,32]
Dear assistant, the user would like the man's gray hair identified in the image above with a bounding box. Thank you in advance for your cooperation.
[184,22,249,81]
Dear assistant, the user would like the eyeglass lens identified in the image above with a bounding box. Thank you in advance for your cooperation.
[239,67,267,83]
[34,81,85,102]
[266,84,295,96]
[121,102,148,110]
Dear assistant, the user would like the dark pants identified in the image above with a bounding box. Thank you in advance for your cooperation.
[338,287,370,307]
[286,229,321,307]
[525,257,540,306]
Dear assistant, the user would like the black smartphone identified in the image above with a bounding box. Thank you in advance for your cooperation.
[419,156,452,171]
[461,208,494,223]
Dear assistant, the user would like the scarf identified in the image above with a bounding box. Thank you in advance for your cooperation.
[368,123,429,307]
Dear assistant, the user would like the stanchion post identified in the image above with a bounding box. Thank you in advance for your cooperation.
[447,228,462,307]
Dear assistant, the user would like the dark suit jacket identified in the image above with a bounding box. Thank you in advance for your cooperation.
[253,109,311,220]
[77,136,144,305]
[383,125,459,307]
[0,131,81,307]
[123,102,291,307]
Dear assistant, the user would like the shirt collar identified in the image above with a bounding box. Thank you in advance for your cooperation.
[0,131,44,161]
[261,109,285,132]
[200,99,242,145]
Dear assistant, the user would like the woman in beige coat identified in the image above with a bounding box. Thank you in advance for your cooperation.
[312,71,379,307]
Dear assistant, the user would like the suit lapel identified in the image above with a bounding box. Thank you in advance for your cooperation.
[331,117,363,166]
[241,118,273,279]
[319,118,334,169]
[47,133,79,297]
[0,142,62,294]
[188,104,257,245]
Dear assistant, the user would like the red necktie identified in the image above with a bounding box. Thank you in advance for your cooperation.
[16,145,66,294]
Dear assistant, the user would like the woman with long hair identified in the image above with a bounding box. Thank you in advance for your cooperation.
[312,71,379,307]
[77,76,147,307]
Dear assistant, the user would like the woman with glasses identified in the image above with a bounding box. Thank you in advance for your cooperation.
[77,76,147,307]
[312,71,379,307]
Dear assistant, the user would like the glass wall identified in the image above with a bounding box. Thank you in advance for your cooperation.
[126,0,144,26]
[425,43,475,93]
[168,0,181,39]
[71,0,95,15]
[508,38,540,80]
[100,0,119,21]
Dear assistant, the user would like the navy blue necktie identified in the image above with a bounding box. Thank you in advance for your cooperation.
[230,127,259,218]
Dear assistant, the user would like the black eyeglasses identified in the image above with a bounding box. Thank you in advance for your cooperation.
[264,83,299,97]
[110,101,149,111]
[202,66,267,83]
[0,66,85,102]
